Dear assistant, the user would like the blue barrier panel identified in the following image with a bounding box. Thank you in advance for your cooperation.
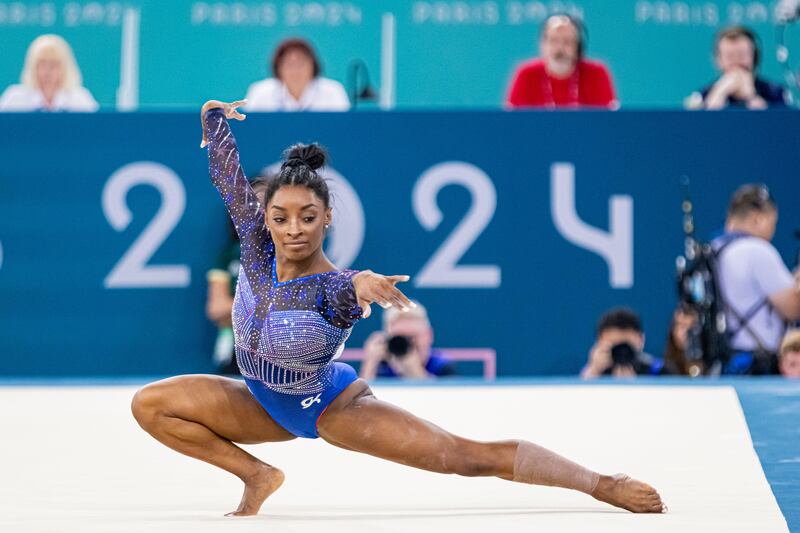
[1,110,798,376]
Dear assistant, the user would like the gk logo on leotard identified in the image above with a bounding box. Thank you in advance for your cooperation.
[301,393,322,409]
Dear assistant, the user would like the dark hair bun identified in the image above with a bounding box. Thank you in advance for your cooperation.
[283,143,327,171]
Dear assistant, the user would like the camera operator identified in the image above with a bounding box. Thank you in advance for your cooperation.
[713,184,800,374]
[359,301,456,380]
[581,308,662,379]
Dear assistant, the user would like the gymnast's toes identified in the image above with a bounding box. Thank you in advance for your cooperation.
[225,465,285,517]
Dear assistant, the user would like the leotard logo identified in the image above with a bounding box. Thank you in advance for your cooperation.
[301,393,322,409]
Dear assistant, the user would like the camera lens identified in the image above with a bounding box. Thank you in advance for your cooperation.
[610,342,636,366]
[387,335,413,358]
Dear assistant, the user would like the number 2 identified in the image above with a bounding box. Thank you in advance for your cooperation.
[412,162,501,288]
[102,162,190,288]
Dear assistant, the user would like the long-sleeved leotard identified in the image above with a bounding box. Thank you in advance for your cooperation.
[205,108,362,397]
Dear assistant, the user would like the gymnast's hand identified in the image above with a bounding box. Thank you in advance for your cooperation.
[352,271,414,318]
[200,99,247,148]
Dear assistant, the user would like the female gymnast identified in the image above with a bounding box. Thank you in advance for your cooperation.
[131,99,665,517]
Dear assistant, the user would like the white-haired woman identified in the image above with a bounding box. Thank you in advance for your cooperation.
[0,34,98,112]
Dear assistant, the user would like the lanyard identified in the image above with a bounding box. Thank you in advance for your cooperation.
[541,65,580,108]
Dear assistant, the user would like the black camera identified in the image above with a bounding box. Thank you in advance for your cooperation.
[610,342,637,367]
[387,335,414,358]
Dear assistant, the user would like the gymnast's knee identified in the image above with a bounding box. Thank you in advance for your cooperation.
[131,382,169,429]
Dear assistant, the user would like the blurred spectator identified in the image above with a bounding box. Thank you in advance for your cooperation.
[206,216,240,375]
[662,305,701,376]
[581,308,662,379]
[0,34,98,112]
[206,176,271,374]
[359,301,456,380]
[713,184,800,374]
[244,37,349,112]
[506,14,617,109]
[779,329,800,378]
[685,26,788,110]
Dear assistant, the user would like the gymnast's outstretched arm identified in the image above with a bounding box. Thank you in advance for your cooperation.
[201,100,274,280]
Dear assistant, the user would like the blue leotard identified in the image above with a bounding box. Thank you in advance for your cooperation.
[205,108,362,438]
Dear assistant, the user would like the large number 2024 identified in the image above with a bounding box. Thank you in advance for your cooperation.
[102,160,499,290]
[102,162,190,288]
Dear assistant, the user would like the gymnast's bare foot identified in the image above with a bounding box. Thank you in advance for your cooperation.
[591,474,666,513]
[225,464,285,517]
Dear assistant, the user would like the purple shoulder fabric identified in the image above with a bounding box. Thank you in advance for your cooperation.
[320,270,363,329]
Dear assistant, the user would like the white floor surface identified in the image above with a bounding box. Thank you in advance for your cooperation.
[0,384,787,532]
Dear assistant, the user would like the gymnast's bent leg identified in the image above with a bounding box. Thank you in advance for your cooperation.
[131,375,296,515]
[317,380,664,513]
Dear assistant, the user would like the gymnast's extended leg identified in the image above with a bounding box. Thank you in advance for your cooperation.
[131,375,296,516]
[318,380,664,513]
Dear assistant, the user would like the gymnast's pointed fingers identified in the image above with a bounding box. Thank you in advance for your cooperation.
[230,99,247,109]
[388,288,413,311]
[386,275,410,285]
[360,302,372,318]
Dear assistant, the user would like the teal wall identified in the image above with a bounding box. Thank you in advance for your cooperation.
[1,1,799,108]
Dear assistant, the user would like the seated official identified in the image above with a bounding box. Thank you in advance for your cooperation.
[685,26,789,110]
[0,34,98,112]
[360,302,455,380]
[244,37,349,112]
[506,14,617,109]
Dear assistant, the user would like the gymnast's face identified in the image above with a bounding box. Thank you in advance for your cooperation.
[266,185,331,262]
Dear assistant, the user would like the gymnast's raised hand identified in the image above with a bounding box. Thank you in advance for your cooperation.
[200,99,247,148]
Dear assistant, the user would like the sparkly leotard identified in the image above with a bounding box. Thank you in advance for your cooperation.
[205,109,362,437]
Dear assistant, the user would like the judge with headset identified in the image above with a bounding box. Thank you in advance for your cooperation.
[686,26,790,110]
[505,13,618,109]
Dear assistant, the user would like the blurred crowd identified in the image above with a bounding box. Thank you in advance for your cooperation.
[1,15,793,112]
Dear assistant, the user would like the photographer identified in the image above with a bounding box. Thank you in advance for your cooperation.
[581,308,662,379]
[713,184,800,374]
[359,301,456,380]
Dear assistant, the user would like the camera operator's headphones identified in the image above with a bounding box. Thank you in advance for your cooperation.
[714,26,762,70]
[540,13,588,59]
